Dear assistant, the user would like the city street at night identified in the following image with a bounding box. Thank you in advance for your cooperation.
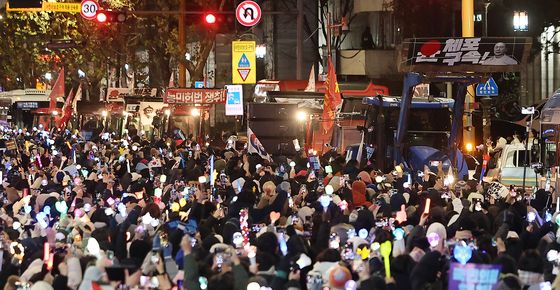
[1,0,560,289]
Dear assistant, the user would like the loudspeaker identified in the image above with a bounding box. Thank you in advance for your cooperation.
[247,103,299,155]
[247,103,298,120]
[258,137,297,156]
[248,120,297,138]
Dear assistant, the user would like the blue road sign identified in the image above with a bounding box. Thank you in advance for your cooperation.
[238,53,250,68]
[476,77,499,97]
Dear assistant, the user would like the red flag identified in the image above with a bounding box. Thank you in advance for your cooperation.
[48,68,65,111]
[168,71,175,88]
[60,88,75,119]
[321,57,342,132]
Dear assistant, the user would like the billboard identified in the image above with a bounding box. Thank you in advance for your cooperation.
[398,37,532,73]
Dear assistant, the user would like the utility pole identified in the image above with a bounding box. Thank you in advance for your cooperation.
[482,1,492,148]
[483,1,490,37]
[178,0,186,87]
[462,0,476,150]
[296,0,303,80]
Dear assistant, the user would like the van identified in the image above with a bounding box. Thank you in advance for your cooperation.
[496,142,555,187]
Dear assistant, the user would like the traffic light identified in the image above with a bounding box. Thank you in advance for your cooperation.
[95,10,127,24]
[204,13,216,25]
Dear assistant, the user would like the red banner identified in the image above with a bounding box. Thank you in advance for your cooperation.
[49,68,65,110]
[322,57,342,132]
[164,89,227,104]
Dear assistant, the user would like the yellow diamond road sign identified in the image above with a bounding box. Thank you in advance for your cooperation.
[232,41,256,84]
[7,2,81,13]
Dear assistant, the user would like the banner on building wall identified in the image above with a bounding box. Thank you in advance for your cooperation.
[398,37,532,73]
[164,89,226,104]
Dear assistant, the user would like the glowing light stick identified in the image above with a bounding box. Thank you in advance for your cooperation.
[427,232,440,248]
[393,228,405,240]
[424,198,431,214]
[239,209,249,247]
[379,241,392,278]
[358,229,368,239]
[43,242,50,262]
[453,242,472,265]
[247,245,257,265]
[47,253,54,270]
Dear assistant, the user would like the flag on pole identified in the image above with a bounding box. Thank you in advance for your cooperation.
[304,64,316,92]
[168,71,175,88]
[321,57,342,132]
[48,68,65,111]
[247,127,272,162]
[209,155,215,187]
[72,84,82,114]
[62,88,74,112]
[356,130,365,165]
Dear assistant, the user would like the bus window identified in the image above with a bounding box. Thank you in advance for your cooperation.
[504,150,516,167]
[514,150,530,167]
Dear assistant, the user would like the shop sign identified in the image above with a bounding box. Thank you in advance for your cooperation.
[107,88,157,101]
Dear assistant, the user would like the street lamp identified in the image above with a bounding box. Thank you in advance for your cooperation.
[256,45,266,59]
[101,110,108,131]
[45,72,52,81]
[191,108,200,117]
[513,11,529,32]
[51,111,58,130]
[296,110,307,122]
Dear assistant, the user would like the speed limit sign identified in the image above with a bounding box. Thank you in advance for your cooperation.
[80,0,99,20]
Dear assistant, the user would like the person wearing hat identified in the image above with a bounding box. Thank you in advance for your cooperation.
[351,180,371,208]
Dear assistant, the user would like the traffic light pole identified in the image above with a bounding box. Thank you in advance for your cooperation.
[178,0,187,88]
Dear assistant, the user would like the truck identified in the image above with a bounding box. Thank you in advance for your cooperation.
[252,80,390,155]
[346,73,482,181]
[491,89,560,187]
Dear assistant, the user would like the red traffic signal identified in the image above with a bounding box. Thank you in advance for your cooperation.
[96,11,108,23]
[95,10,126,24]
[204,13,217,24]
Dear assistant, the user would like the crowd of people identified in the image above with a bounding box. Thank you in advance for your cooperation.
[0,126,558,290]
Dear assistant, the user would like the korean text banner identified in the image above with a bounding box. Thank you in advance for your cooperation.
[398,37,531,73]
[232,41,256,84]
[448,263,501,290]
[164,89,227,104]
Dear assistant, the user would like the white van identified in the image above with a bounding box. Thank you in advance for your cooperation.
[496,142,556,187]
